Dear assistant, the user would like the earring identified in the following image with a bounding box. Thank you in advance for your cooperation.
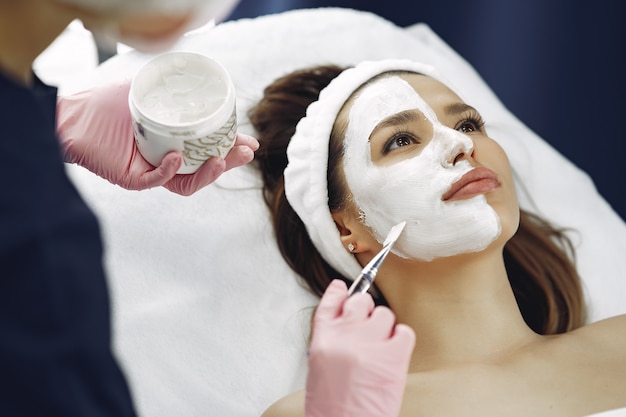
[347,243,356,253]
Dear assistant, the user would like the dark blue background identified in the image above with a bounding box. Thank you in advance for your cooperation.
[227,1,625,221]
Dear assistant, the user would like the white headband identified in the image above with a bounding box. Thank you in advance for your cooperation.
[284,59,449,280]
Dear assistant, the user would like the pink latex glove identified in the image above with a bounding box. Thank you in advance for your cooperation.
[305,280,416,417]
[56,79,259,196]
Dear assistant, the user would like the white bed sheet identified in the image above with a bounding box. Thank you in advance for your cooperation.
[59,8,626,417]
[587,407,626,417]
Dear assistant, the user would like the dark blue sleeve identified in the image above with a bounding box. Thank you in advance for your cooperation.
[0,75,137,416]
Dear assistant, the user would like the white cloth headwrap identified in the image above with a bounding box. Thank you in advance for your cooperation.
[284,59,451,281]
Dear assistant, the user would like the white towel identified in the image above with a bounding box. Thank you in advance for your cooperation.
[587,407,626,417]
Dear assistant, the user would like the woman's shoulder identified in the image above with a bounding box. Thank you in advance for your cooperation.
[261,389,305,417]
[540,315,626,413]
[538,314,626,366]
[574,314,626,344]
[556,314,626,361]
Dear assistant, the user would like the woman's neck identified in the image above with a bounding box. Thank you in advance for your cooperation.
[378,248,540,373]
[0,0,74,86]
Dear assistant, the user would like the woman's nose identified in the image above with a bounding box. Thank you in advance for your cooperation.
[440,127,474,168]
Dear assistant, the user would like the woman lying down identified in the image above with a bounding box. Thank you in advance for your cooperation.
[249,59,626,417]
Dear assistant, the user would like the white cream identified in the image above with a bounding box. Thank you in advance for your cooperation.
[139,55,227,125]
[343,75,501,261]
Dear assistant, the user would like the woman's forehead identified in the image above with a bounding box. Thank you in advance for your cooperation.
[339,73,461,120]
[404,73,460,98]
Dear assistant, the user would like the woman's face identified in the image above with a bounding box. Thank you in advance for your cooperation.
[61,0,240,53]
[337,73,519,261]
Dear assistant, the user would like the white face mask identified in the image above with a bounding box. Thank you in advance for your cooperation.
[342,75,501,261]
[64,0,240,53]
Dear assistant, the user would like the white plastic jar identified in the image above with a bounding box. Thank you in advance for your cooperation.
[129,51,237,174]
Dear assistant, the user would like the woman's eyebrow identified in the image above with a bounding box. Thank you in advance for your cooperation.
[371,109,422,133]
[445,102,476,116]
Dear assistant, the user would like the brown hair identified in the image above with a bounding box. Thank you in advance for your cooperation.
[249,65,585,335]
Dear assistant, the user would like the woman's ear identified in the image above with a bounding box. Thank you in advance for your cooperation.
[331,210,352,237]
[331,210,373,254]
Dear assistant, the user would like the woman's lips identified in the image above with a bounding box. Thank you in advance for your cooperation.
[442,167,501,202]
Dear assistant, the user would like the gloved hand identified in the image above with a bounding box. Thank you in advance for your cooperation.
[305,279,416,417]
[56,78,259,196]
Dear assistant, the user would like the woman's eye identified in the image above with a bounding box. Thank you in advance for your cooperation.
[383,133,418,154]
[457,121,478,133]
[456,114,485,134]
